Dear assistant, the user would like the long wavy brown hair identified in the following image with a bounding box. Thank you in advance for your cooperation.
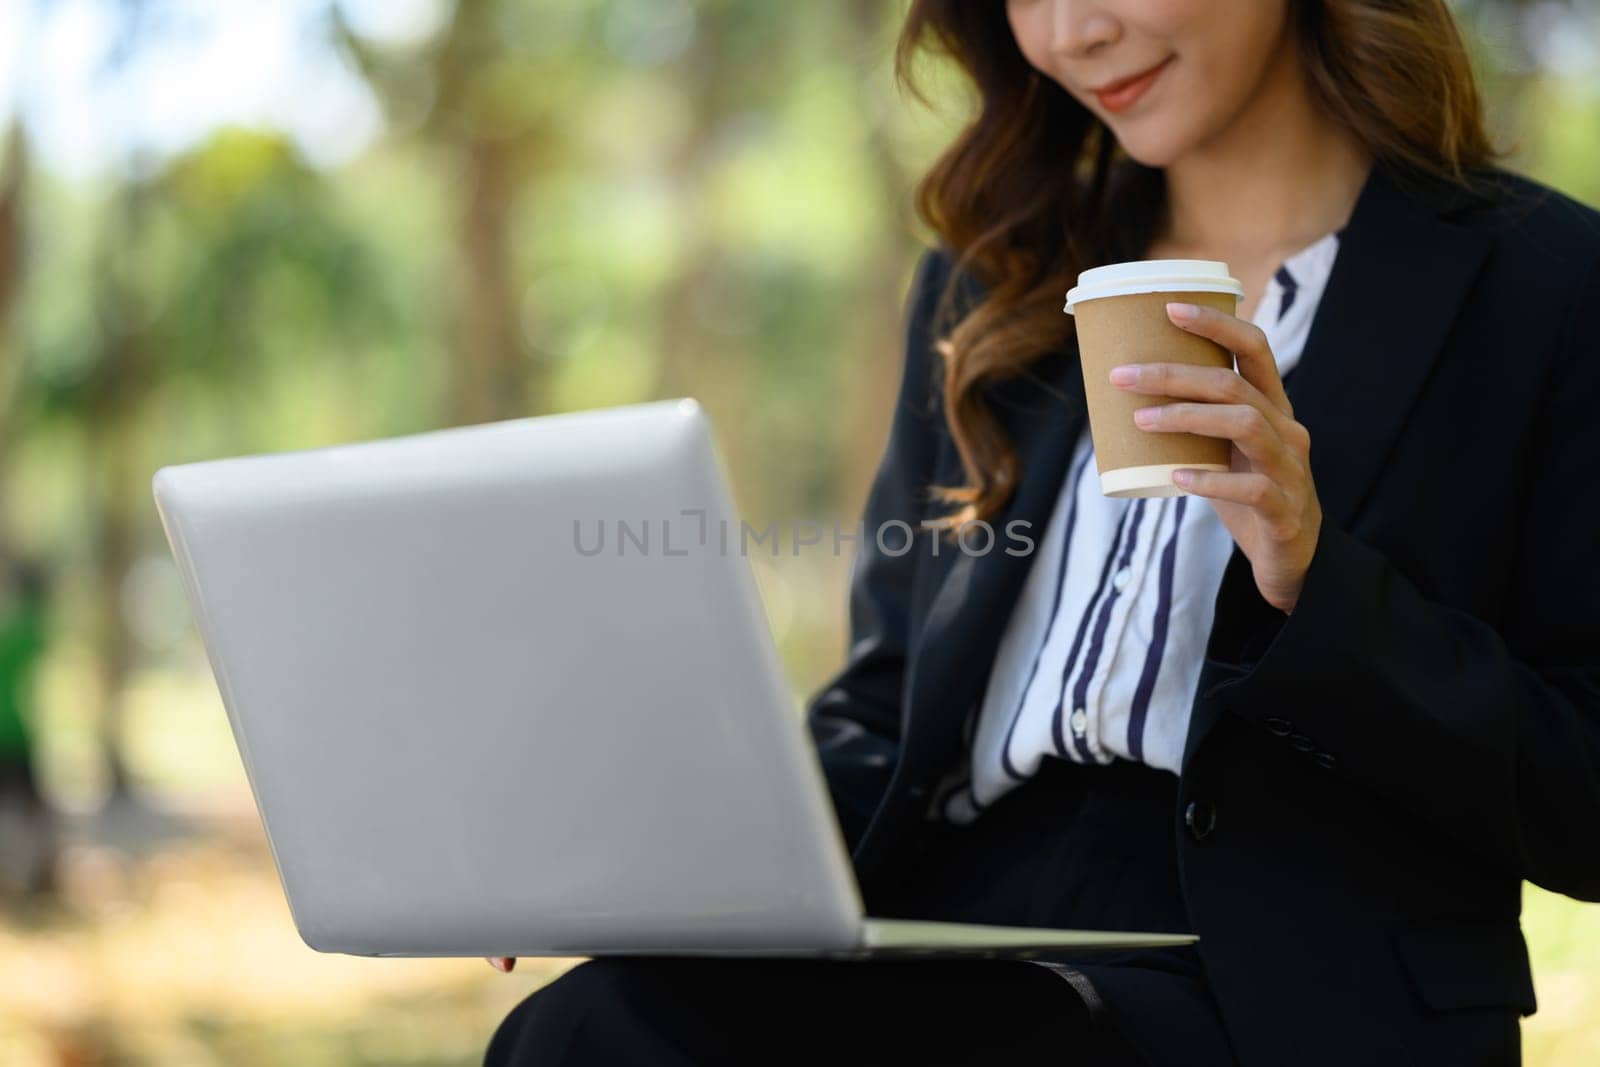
[895,0,1508,534]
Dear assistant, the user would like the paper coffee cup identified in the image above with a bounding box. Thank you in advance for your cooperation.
[1064,260,1245,498]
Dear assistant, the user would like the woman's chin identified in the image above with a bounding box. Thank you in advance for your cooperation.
[1102,122,1197,171]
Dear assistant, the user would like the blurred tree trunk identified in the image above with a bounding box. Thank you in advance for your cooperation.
[338,0,547,425]
[70,0,161,802]
[433,0,541,426]
[452,130,532,424]
[84,177,155,801]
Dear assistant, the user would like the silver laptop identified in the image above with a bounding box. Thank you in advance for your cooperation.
[152,398,1196,959]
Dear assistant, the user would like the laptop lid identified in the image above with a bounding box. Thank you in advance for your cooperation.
[154,399,865,956]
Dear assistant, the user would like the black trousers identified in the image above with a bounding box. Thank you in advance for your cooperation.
[484,757,1238,1066]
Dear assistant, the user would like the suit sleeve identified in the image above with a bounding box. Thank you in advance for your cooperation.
[1204,253,1600,902]
[804,245,951,853]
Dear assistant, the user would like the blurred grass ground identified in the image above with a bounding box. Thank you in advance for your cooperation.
[1,802,1596,1066]
[0,804,569,1066]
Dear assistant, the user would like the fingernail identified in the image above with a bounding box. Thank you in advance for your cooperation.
[1166,302,1198,323]
[1109,365,1137,386]
[1133,406,1159,427]
[1173,469,1193,486]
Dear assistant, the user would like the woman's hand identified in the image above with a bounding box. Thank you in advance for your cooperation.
[1108,300,1322,614]
[487,956,517,973]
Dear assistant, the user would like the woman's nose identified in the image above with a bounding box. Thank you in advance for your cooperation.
[1049,0,1119,60]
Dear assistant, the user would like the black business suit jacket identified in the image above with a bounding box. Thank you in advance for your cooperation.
[805,158,1600,1066]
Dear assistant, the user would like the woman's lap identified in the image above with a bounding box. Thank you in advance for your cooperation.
[877,760,1236,1064]
[484,953,1120,1066]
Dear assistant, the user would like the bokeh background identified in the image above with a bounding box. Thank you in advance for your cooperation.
[0,0,1596,1063]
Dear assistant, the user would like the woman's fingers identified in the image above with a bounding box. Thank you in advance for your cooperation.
[487,956,517,973]
[1110,361,1310,463]
[1132,402,1300,483]
[1171,469,1304,541]
[1110,361,1296,443]
[1163,301,1294,419]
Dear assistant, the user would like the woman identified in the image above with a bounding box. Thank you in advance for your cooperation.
[484,0,1600,1063]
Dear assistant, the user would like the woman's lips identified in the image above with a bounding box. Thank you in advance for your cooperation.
[1092,56,1174,113]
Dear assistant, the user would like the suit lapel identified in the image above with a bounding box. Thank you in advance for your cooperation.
[902,346,1087,773]
[1278,161,1493,531]
[1183,161,1495,766]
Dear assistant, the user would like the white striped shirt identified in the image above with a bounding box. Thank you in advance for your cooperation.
[935,229,1343,824]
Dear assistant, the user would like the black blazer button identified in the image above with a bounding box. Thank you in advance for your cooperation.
[1287,732,1317,752]
[1264,717,1293,736]
[1312,751,1336,770]
[1184,799,1216,842]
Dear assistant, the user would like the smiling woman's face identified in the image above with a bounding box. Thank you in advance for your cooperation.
[1005,0,1293,167]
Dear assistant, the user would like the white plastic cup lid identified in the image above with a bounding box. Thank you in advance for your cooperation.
[1064,259,1243,315]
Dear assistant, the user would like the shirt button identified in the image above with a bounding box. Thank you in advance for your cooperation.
[1069,707,1088,736]
[1112,566,1131,591]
